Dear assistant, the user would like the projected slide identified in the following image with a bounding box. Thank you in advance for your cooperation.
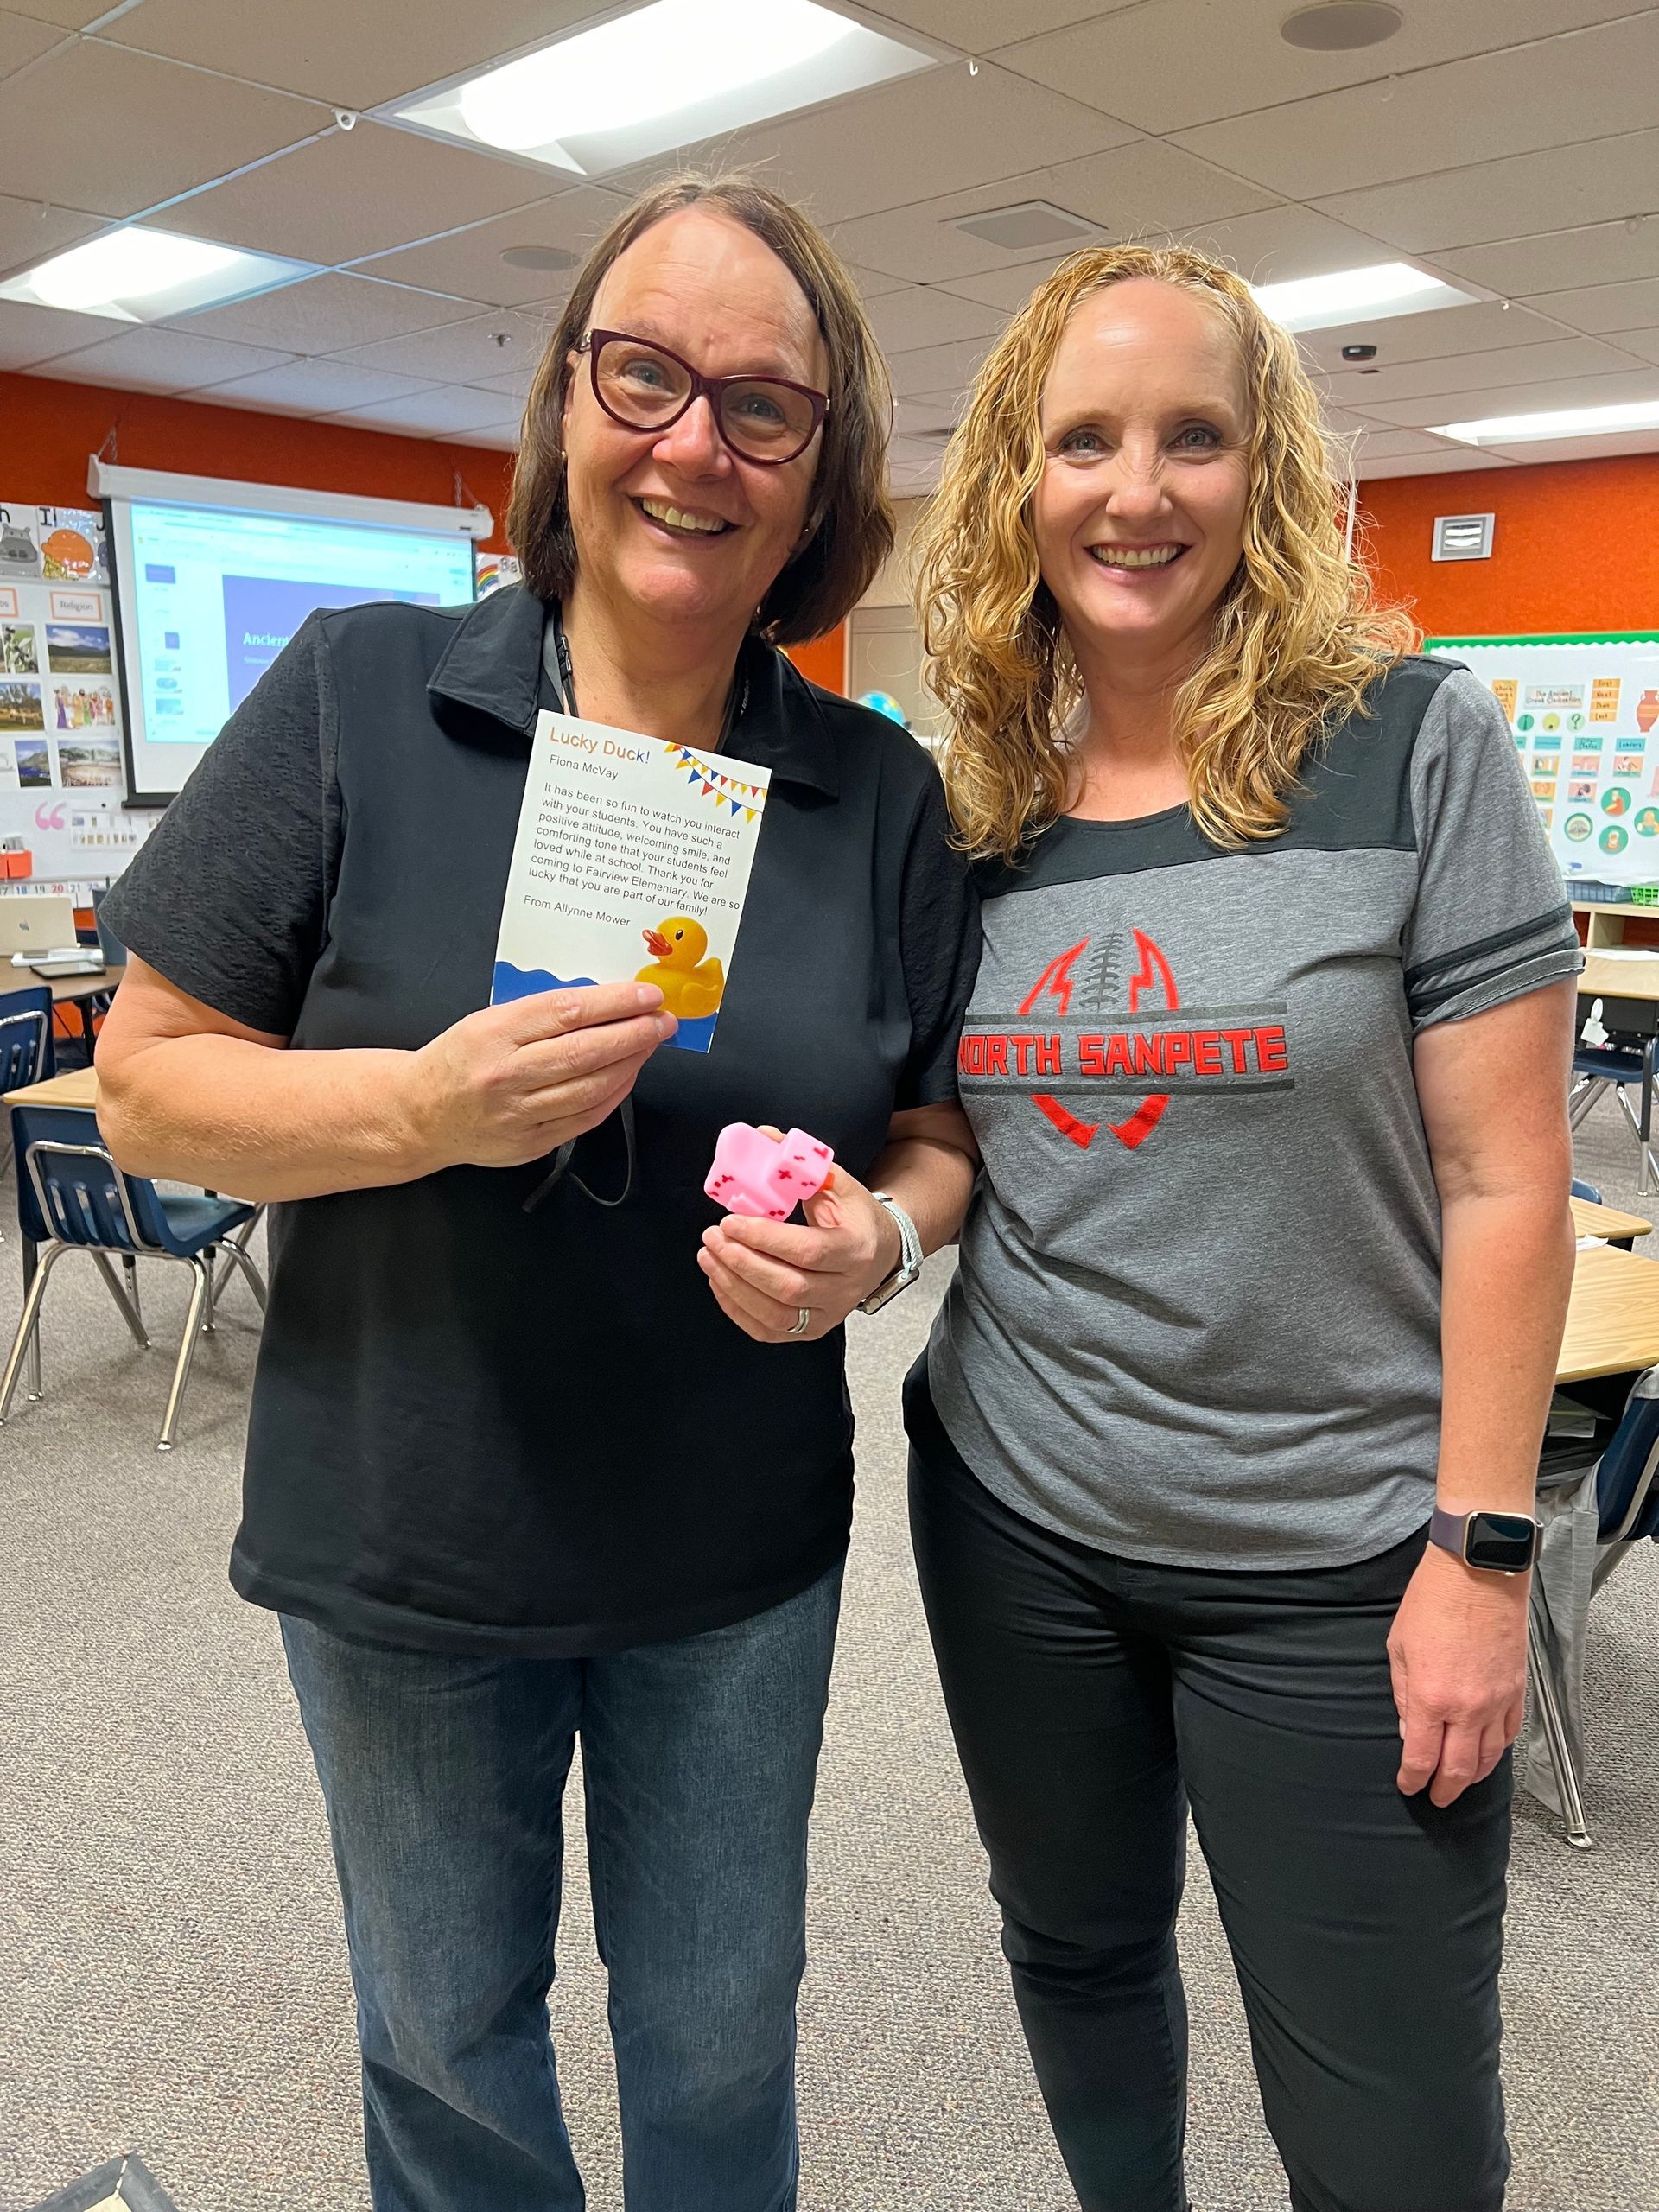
[124,501,477,745]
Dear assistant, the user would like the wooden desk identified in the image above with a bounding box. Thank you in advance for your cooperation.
[1571,1194,1652,1246]
[3,1065,99,1109]
[1559,1243,1659,1382]
[1580,950,1659,1006]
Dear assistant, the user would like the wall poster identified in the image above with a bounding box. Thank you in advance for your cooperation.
[0,499,142,892]
[1426,632,1659,887]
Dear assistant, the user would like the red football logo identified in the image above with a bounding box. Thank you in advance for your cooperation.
[1018,930,1179,1151]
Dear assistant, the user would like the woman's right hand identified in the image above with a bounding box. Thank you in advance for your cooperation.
[404,982,676,1171]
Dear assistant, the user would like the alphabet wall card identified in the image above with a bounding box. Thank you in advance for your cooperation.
[492,711,772,1053]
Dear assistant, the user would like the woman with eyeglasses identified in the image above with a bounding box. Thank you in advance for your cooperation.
[95,176,979,2212]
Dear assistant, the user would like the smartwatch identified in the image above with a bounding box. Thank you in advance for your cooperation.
[1428,1506,1539,1575]
[858,1192,924,1316]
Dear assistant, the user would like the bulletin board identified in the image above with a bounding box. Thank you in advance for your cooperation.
[0,499,154,892]
[1426,632,1659,887]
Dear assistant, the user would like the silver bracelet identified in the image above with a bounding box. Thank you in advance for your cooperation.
[858,1191,924,1316]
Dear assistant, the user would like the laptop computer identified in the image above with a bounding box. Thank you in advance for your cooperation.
[0,894,79,959]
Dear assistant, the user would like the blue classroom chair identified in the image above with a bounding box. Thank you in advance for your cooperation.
[1568,1039,1659,1192]
[1530,1364,1659,1848]
[0,1103,267,1451]
[0,982,54,1240]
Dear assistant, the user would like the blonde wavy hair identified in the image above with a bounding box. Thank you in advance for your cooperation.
[913,242,1416,860]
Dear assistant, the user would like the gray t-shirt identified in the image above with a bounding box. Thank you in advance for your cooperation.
[928,657,1583,1570]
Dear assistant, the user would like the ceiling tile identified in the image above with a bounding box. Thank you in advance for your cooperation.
[0,191,100,281]
[470,364,533,398]
[1318,335,1637,410]
[1614,327,1659,368]
[1358,366,1659,432]
[852,266,910,301]
[163,270,486,352]
[1294,298,1567,376]
[633,60,1135,228]
[1356,448,1514,479]
[25,324,297,392]
[188,359,447,416]
[351,186,626,307]
[857,0,1125,53]
[938,211,1381,315]
[894,396,960,437]
[1522,277,1659,335]
[101,0,601,111]
[164,119,544,266]
[324,385,522,437]
[1349,428,1466,459]
[1173,15,1659,201]
[1481,427,1659,467]
[1438,220,1659,301]
[1314,127,1659,256]
[0,296,115,368]
[864,284,1006,354]
[3,0,118,24]
[886,334,995,400]
[330,306,555,383]
[826,137,1267,290]
[1000,0,1639,137]
[1156,203,1397,285]
[0,8,61,79]
[0,41,324,217]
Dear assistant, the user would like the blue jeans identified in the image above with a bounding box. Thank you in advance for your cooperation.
[281,1563,843,2212]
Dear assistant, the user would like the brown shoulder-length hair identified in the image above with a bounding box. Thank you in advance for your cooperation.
[913,241,1416,861]
[506,174,894,646]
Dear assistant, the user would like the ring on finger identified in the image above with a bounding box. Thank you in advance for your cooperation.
[787,1306,811,1338]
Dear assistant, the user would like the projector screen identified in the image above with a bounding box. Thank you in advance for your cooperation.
[95,465,489,804]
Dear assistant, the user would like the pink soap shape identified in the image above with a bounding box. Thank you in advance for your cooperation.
[704,1123,835,1220]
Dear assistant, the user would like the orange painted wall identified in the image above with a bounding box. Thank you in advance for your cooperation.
[1359,453,1659,639]
[0,370,518,550]
[783,626,845,692]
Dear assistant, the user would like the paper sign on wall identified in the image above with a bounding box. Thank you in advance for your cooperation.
[493,711,772,1053]
[1427,632,1659,886]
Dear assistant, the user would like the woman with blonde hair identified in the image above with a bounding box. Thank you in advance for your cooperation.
[906,243,1580,2210]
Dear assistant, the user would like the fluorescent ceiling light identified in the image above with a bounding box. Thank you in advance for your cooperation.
[1429,398,1659,445]
[393,0,937,177]
[1251,261,1473,334]
[0,226,315,323]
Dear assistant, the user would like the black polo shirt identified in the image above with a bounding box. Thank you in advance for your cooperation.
[103,585,979,1653]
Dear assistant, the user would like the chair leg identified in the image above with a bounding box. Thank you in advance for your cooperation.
[201,1247,218,1334]
[1613,1084,1659,1194]
[122,1254,142,1335]
[90,1249,149,1349]
[219,1239,269,1316]
[0,1242,66,1422]
[1527,1605,1592,1851]
[213,1206,264,1302]
[1567,1077,1605,1129]
[157,1257,211,1452]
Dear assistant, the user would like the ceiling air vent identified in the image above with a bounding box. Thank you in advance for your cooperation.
[950,200,1104,253]
[1432,512,1496,563]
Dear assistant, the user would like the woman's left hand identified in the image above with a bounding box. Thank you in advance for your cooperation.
[1388,1541,1530,1808]
[698,1136,900,1344]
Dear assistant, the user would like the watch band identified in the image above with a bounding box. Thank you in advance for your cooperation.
[1428,1505,1540,1574]
[858,1192,923,1317]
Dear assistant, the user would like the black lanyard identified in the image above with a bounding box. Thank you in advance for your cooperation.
[542,607,749,741]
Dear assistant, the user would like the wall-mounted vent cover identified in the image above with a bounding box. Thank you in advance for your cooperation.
[950,200,1103,252]
[1432,512,1495,562]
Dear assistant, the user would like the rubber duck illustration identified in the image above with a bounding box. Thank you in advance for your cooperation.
[637,916,725,1020]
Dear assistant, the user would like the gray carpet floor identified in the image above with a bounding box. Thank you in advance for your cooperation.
[2,1090,1656,2211]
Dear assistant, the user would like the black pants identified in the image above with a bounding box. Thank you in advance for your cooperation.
[905,1363,1511,2212]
